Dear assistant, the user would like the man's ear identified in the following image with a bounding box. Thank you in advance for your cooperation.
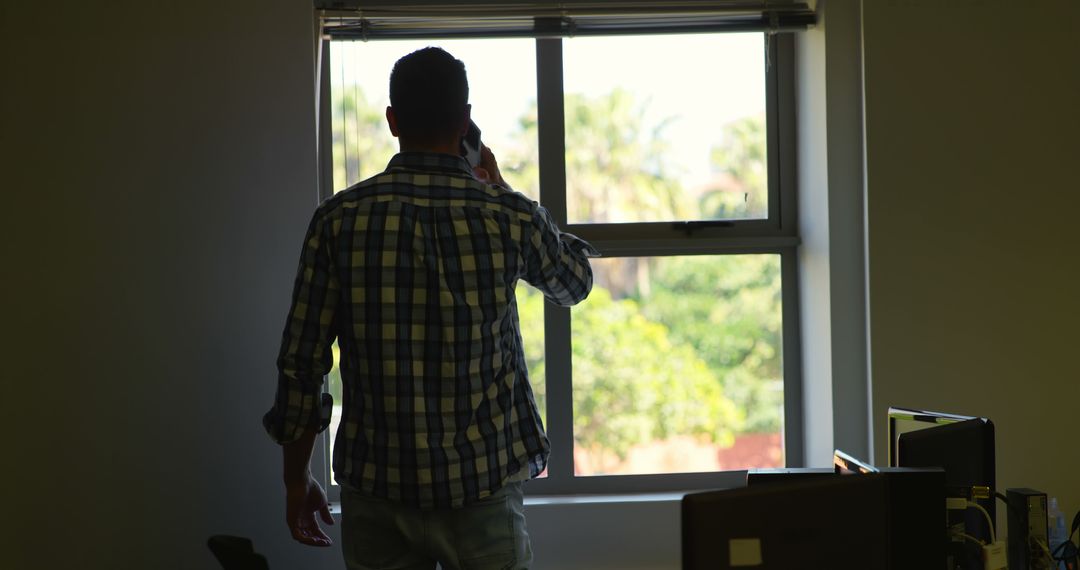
[460,104,472,136]
[386,106,400,138]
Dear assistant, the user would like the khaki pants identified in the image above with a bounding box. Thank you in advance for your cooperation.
[340,482,532,570]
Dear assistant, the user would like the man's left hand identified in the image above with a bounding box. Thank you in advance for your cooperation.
[285,476,335,547]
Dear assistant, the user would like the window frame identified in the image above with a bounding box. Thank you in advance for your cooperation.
[315,31,803,499]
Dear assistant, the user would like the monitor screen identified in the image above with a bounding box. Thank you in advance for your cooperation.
[887,407,977,468]
[834,449,879,474]
[897,419,994,493]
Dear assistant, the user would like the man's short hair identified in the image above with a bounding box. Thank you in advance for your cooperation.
[389,47,469,143]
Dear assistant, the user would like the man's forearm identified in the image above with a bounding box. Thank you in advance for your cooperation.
[283,427,319,486]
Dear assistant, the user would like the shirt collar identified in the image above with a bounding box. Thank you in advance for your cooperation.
[386,152,475,177]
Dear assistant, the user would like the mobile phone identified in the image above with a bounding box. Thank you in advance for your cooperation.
[460,120,482,168]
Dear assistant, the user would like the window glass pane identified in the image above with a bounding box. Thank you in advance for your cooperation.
[562,34,767,223]
[328,344,342,485]
[571,255,784,476]
[515,283,547,430]
[327,39,542,485]
[329,39,539,193]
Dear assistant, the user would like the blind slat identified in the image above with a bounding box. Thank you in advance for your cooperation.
[317,2,815,40]
[317,1,809,16]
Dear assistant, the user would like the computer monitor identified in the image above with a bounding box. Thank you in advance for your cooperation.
[892,411,996,570]
[887,406,977,468]
[834,449,879,474]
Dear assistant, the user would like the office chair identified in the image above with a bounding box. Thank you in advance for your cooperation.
[207,535,270,570]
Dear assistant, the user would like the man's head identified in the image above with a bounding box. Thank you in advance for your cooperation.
[386,47,470,150]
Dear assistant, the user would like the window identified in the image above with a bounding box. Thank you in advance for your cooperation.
[317,7,805,495]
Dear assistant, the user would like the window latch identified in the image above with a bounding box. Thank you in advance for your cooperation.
[672,220,735,236]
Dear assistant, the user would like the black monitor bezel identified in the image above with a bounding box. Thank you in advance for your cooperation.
[886,406,980,468]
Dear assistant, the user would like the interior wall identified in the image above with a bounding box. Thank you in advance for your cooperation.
[862,0,1080,526]
[796,1,836,468]
[796,0,870,467]
[2,1,343,567]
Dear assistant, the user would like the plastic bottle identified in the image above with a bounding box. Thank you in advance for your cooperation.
[1048,497,1067,570]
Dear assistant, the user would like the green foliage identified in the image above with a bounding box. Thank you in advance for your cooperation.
[328,342,342,404]
[701,114,768,219]
[515,284,546,422]
[505,89,684,222]
[569,288,742,461]
[332,87,396,189]
[518,284,743,463]
[326,82,783,468]
[641,255,783,433]
[564,89,685,222]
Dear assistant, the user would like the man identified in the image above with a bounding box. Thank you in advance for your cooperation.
[263,47,595,569]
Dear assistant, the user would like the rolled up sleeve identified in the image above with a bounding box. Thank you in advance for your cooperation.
[521,204,596,307]
[263,208,339,445]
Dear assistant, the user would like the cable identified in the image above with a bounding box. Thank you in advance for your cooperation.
[968,501,997,544]
[1034,537,1057,569]
[1052,510,1080,570]
[951,531,986,547]
[1053,539,1079,568]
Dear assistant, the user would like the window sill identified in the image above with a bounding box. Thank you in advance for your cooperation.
[328,491,691,514]
[524,491,690,506]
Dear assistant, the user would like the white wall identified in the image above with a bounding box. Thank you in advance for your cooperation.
[3,1,340,567]
[863,0,1080,527]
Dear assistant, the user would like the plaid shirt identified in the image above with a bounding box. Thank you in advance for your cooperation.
[263,152,594,508]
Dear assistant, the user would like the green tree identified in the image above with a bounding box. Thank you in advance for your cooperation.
[563,89,685,223]
[517,285,743,471]
[332,85,396,189]
[508,93,782,449]
[700,114,767,219]
[641,255,783,433]
[515,284,546,422]
[505,89,684,223]
[506,90,685,299]
[326,83,783,472]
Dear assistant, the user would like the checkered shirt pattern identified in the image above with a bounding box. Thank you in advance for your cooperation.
[263,152,594,509]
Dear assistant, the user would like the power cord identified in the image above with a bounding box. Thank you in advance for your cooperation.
[1034,537,1057,569]
[945,497,1003,569]
[967,500,997,544]
[1052,540,1078,570]
[951,530,986,547]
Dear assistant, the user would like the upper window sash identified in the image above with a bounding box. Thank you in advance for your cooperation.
[316,2,816,41]
[534,33,798,249]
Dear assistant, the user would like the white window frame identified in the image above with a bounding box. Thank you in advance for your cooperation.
[314,23,805,500]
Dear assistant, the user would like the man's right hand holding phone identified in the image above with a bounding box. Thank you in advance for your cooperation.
[473,144,506,188]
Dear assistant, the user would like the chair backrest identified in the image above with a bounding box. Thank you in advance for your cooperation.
[207,535,270,570]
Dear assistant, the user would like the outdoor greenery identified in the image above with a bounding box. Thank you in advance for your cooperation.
[327,84,782,471]
[332,86,396,188]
